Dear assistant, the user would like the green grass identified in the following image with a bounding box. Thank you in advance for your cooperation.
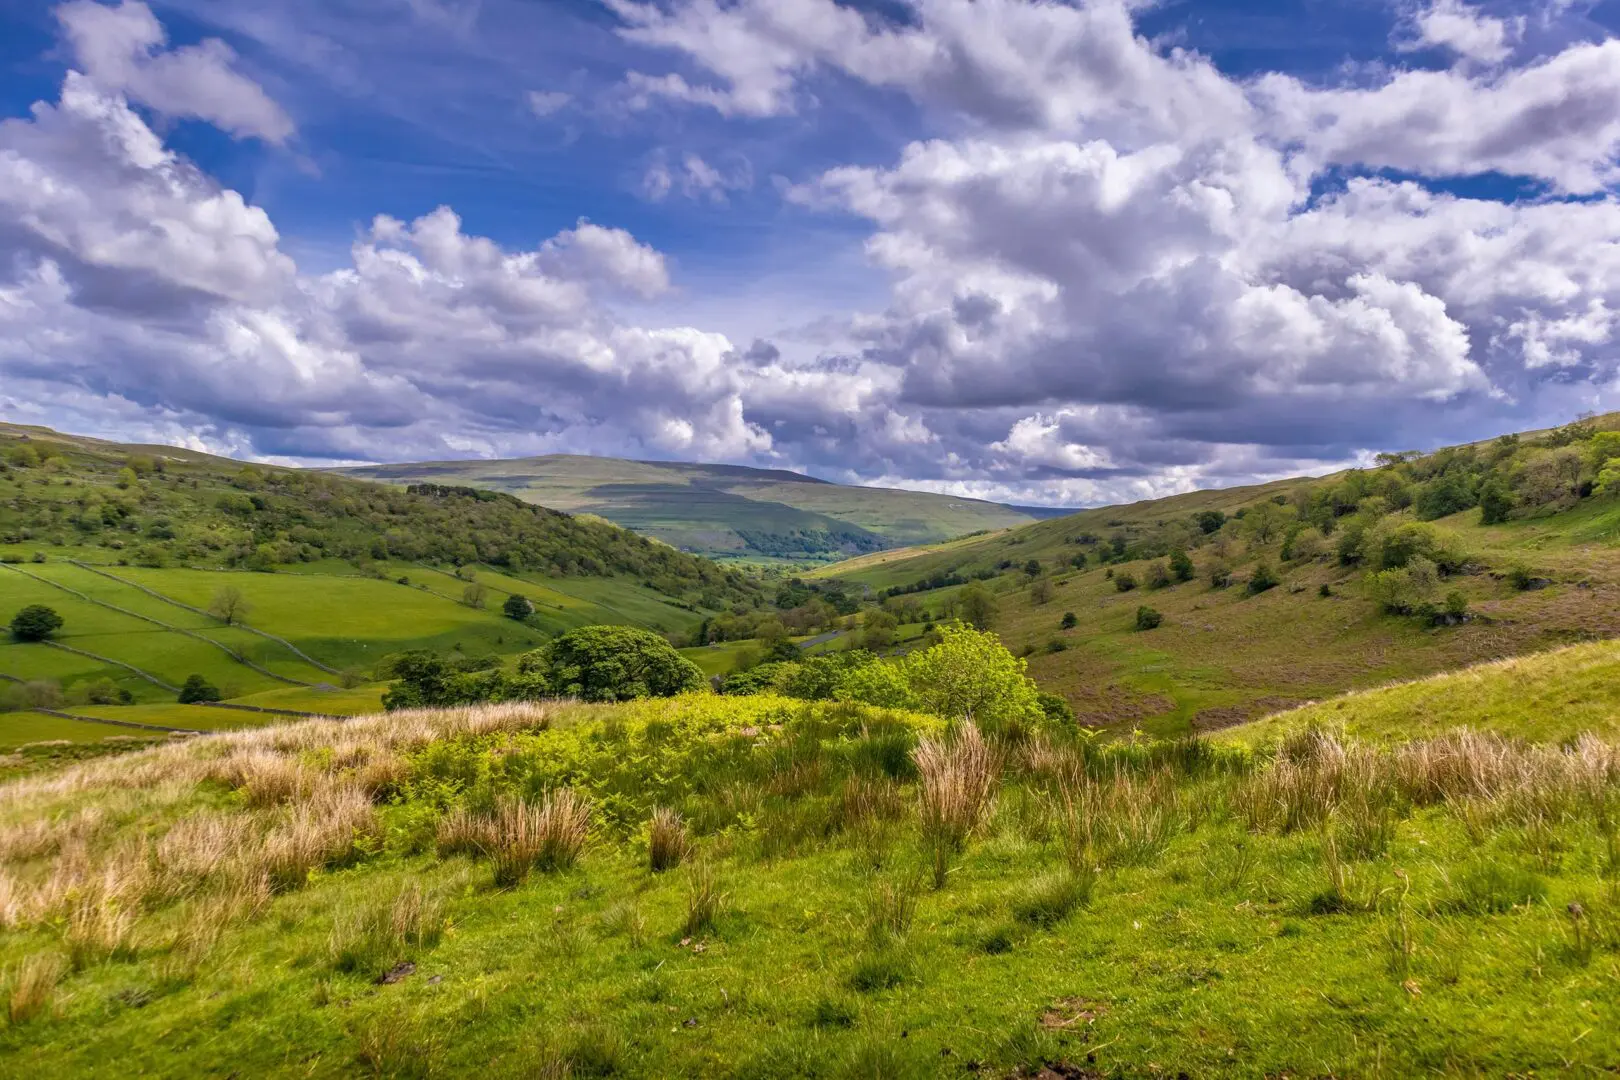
[1,696,1617,1076]
[1227,637,1620,745]
[0,712,153,746]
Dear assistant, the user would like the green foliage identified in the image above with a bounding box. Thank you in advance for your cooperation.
[1365,555,1440,616]
[1135,606,1163,631]
[894,624,1044,733]
[1193,509,1226,534]
[521,626,705,703]
[502,593,535,620]
[1059,611,1077,630]
[1114,571,1138,593]
[1169,549,1195,582]
[1246,562,1279,595]
[8,604,63,642]
[177,674,222,704]
[953,582,998,630]
[1478,480,1514,525]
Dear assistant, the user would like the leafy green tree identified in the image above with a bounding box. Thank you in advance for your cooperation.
[208,586,251,626]
[1193,510,1226,534]
[1478,480,1514,525]
[178,674,222,704]
[954,583,998,631]
[9,605,63,642]
[1169,550,1195,582]
[900,624,1043,733]
[503,593,536,620]
[520,625,703,702]
[861,608,899,649]
[1113,572,1137,593]
[1365,556,1440,615]
[1023,559,1042,579]
[1060,611,1077,630]
[1135,606,1163,631]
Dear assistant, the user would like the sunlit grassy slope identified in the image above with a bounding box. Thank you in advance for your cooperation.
[2,695,1618,1076]
[818,469,1620,738]
[1226,637,1620,745]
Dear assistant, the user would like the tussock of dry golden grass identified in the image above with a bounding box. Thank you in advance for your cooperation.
[916,722,1000,887]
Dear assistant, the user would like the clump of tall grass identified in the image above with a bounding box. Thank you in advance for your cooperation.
[435,790,591,886]
[915,723,999,888]
[329,881,446,977]
[863,874,919,944]
[488,791,592,887]
[258,784,378,892]
[648,807,689,872]
[1053,766,1182,870]
[684,857,728,937]
[6,952,66,1024]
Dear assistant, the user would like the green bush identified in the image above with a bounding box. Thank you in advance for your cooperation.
[1169,550,1195,582]
[178,674,222,704]
[1060,611,1077,630]
[1114,572,1138,593]
[1246,563,1279,595]
[8,605,63,642]
[1135,606,1163,631]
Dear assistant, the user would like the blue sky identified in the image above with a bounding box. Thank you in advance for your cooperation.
[2,0,1620,505]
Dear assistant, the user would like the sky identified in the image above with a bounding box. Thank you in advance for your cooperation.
[2,0,1620,507]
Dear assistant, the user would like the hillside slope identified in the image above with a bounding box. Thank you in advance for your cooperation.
[1225,637,1620,744]
[1,694,1616,1076]
[338,454,1059,562]
[818,413,1620,736]
[0,424,764,745]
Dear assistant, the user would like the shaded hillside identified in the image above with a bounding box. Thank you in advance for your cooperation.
[338,453,1055,561]
[818,413,1620,736]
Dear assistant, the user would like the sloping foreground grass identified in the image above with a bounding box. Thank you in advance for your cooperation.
[1228,637,1620,745]
[1,697,1617,1077]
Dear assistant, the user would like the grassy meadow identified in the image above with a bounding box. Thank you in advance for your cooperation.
[1,693,1617,1076]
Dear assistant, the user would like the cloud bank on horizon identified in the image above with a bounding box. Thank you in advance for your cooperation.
[1,0,1619,506]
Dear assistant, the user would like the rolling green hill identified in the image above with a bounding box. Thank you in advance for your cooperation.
[818,413,1620,737]
[337,454,1062,562]
[0,424,765,747]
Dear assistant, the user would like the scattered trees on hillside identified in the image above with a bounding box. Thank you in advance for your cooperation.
[8,605,63,642]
